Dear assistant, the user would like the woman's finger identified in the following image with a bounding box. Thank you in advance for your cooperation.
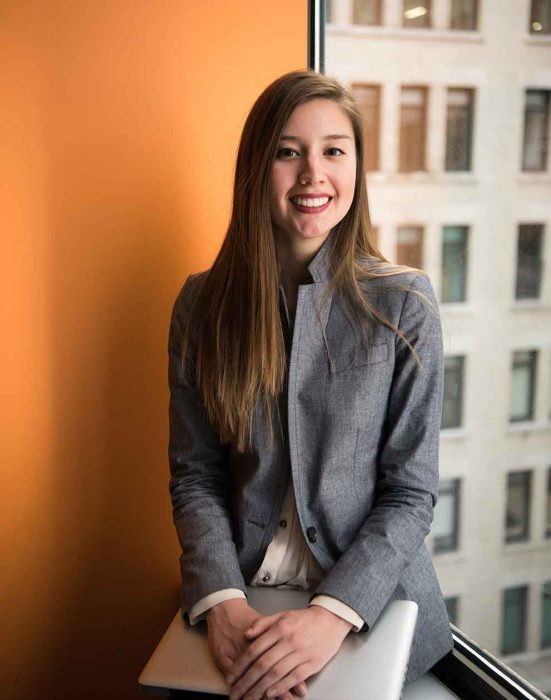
[245,611,285,638]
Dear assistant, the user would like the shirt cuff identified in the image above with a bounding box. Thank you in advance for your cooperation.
[188,589,247,625]
[308,595,365,633]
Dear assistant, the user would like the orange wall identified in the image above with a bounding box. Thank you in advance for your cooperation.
[0,3,306,698]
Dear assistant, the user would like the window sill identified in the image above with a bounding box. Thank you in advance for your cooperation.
[518,172,551,183]
[510,300,550,311]
[440,428,468,440]
[440,302,472,313]
[524,34,551,45]
[507,421,551,435]
[501,540,551,555]
[367,171,479,185]
[326,24,484,44]
[431,550,464,563]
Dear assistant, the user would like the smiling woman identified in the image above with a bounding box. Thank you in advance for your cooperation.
[168,69,453,700]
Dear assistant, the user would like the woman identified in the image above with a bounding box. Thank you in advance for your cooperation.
[168,70,454,700]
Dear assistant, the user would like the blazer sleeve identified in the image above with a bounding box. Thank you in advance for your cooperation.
[309,273,444,631]
[168,274,247,618]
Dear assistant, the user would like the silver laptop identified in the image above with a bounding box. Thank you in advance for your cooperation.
[139,587,418,700]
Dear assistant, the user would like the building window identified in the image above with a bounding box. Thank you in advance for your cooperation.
[396,226,423,268]
[442,356,464,429]
[353,0,383,25]
[403,0,431,27]
[530,0,551,34]
[522,90,550,172]
[451,0,478,30]
[505,471,532,543]
[510,350,538,422]
[515,224,544,300]
[351,84,381,171]
[542,581,551,648]
[399,86,428,171]
[433,479,461,553]
[445,88,474,171]
[547,469,551,538]
[502,586,528,654]
[444,596,459,625]
[442,226,469,303]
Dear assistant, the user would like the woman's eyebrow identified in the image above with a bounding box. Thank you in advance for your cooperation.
[279,134,352,142]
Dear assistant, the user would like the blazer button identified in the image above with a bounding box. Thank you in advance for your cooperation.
[307,527,318,543]
[262,573,271,583]
[279,519,287,528]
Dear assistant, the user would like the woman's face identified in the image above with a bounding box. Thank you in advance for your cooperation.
[269,97,357,248]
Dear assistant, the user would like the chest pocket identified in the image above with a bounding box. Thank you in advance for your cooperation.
[326,293,389,373]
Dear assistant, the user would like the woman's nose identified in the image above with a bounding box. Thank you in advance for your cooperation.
[298,154,326,185]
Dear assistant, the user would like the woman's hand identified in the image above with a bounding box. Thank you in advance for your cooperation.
[226,606,353,700]
[206,599,307,700]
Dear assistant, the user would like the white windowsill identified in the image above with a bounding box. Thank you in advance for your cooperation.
[524,34,551,45]
[517,172,551,183]
[326,24,484,44]
[510,300,551,311]
[367,172,479,185]
[507,421,551,435]
[440,303,473,314]
[440,428,469,440]
[501,540,551,555]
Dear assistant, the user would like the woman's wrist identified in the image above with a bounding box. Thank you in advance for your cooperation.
[307,604,354,635]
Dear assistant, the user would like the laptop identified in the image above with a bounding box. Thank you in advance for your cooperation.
[139,587,418,700]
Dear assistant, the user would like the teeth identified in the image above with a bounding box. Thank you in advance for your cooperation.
[293,196,330,207]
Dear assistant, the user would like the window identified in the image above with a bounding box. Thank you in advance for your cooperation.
[542,581,551,648]
[353,0,382,25]
[445,596,459,625]
[502,586,528,654]
[515,224,544,300]
[547,469,551,538]
[433,479,461,553]
[522,90,550,172]
[451,0,478,30]
[442,226,469,303]
[445,88,474,171]
[530,0,551,34]
[396,225,423,267]
[510,350,538,422]
[403,0,431,28]
[505,471,532,543]
[442,355,464,429]
[399,86,428,171]
[351,84,381,171]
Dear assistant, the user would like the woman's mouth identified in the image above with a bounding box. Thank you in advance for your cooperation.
[289,196,333,214]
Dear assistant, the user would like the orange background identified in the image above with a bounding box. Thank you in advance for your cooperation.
[0,2,307,698]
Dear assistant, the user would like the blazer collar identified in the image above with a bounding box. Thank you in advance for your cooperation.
[306,233,333,284]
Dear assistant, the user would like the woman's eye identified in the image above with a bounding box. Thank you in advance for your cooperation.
[276,148,299,158]
[326,147,345,156]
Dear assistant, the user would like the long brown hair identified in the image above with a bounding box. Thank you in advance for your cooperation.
[180,70,433,452]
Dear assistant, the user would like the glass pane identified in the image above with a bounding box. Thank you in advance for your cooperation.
[445,89,473,171]
[502,587,527,654]
[530,0,551,33]
[399,87,427,171]
[516,224,543,299]
[352,84,380,170]
[445,596,459,625]
[542,581,551,648]
[442,226,468,302]
[510,351,537,422]
[442,356,464,428]
[451,0,478,30]
[353,0,382,25]
[397,226,423,267]
[522,90,549,171]
[434,479,459,552]
[505,472,531,543]
[403,0,431,28]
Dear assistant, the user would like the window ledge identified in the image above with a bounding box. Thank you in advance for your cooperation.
[524,34,551,45]
[431,550,464,563]
[440,302,473,313]
[507,421,551,435]
[440,428,469,440]
[326,24,484,44]
[510,300,550,311]
[369,172,479,185]
[518,172,551,183]
[502,540,551,554]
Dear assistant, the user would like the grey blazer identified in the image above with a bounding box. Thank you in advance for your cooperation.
[168,236,454,685]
